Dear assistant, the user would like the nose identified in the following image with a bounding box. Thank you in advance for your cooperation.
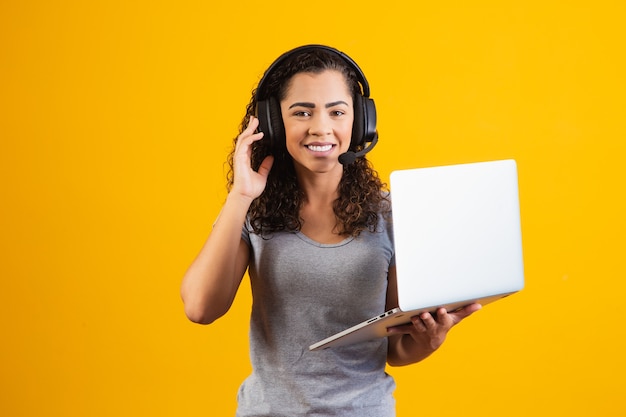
[308,113,332,137]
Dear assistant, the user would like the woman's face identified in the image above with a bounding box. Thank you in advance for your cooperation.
[280,70,354,175]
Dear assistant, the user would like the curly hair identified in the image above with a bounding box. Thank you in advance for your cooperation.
[226,47,390,237]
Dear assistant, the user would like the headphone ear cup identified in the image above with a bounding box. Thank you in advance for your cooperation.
[257,97,285,151]
[351,96,377,148]
[267,96,285,149]
[351,95,366,148]
[363,97,377,143]
[257,99,272,141]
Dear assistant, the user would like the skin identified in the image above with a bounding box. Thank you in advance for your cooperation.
[280,71,354,243]
[180,69,481,367]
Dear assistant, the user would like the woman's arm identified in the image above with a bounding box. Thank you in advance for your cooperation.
[180,194,253,325]
[385,267,481,366]
[180,116,273,324]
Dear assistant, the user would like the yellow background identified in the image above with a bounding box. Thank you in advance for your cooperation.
[1,1,625,416]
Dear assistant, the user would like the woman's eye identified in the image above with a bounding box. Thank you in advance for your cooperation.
[294,111,311,117]
[331,110,345,116]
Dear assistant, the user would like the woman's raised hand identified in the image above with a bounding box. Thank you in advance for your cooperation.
[231,116,274,201]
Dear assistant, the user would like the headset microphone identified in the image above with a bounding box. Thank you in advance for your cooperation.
[338,133,379,165]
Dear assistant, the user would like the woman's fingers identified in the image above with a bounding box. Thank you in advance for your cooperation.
[236,116,263,151]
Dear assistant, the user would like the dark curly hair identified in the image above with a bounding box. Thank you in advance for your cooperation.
[226,47,390,237]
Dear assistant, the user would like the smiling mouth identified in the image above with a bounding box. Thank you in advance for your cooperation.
[306,144,334,152]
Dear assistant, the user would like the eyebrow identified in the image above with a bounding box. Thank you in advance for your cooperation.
[288,100,350,109]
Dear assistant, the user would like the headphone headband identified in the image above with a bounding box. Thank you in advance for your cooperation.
[256,44,371,100]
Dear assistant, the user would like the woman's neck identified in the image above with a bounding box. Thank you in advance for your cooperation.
[295,166,343,204]
[295,168,346,243]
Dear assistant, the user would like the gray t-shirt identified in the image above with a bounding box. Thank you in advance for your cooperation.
[237,213,396,417]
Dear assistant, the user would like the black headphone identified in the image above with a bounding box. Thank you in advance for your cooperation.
[255,44,378,165]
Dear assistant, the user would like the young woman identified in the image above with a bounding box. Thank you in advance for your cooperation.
[181,45,480,416]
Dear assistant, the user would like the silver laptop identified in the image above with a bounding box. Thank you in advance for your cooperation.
[309,159,524,351]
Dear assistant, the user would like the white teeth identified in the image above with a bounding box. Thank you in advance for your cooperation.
[307,144,333,152]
